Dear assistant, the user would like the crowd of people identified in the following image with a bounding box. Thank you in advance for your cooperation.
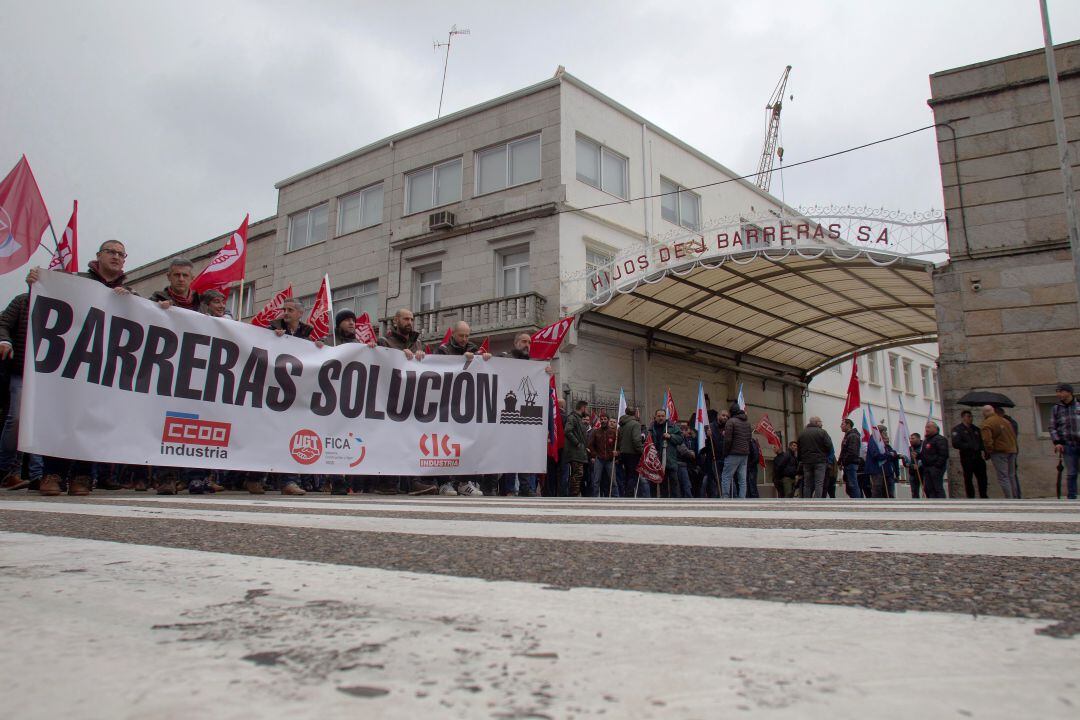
[0,240,1076,500]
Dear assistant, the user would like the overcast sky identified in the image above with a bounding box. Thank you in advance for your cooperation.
[3,0,1079,300]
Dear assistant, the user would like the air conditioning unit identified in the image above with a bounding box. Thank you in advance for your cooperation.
[429,210,456,231]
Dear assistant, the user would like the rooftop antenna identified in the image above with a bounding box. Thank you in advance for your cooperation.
[434,24,470,118]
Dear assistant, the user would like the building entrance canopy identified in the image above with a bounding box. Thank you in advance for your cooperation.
[566,208,946,383]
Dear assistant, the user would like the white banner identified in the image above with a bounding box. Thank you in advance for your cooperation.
[21,271,549,475]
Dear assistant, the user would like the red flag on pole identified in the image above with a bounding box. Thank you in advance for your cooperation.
[478,336,490,354]
[754,414,783,452]
[664,389,679,422]
[250,285,292,327]
[0,156,50,276]
[192,214,249,294]
[307,274,333,340]
[440,327,453,347]
[842,353,861,419]
[355,312,377,345]
[530,317,573,360]
[48,200,78,273]
[637,435,665,484]
[547,374,564,461]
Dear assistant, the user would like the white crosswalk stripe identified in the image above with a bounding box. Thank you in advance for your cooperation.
[1,494,1078,718]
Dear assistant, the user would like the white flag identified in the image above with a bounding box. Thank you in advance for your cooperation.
[616,387,627,423]
[895,395,911,461]
[694,382,707,452]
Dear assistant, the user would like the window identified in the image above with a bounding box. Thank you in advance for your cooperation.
[920,365,932,398]
[1035,395,1059,437]
[575,135,627,199]
[864,353,880,385]
[902,359,914,395]
[660,177,701,231]
[888,354,901,389]
[498,248,530,296]
[334,279,380,321]
[476,135,541,195]
[287,204,328,251]
[338,184,383,234]
[586,247,615,299]
[932,369,940,400]
[226,289,255,319]
[405,159,462,215]
[415,266,441,312]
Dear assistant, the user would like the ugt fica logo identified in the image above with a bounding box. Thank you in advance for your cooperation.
[289,429,323,465]
[419,433,461,468]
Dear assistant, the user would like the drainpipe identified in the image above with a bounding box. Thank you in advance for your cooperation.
[641,123,652,241]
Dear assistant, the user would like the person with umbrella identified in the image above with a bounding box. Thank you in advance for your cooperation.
[1049,383,1079,500]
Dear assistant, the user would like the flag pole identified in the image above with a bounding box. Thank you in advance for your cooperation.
[707,431,722,499]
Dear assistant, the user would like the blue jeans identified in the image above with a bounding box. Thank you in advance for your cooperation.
[0,375,43,481]
[500,473,537,496]
[675,464,693,498]
[591,459,618,497]
[843,463,862,498]
[1063,445,1078,499]
[722,454,748,498]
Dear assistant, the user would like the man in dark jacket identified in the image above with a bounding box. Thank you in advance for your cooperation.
[149,258,200,311]
[918,421,950,498]
[0,293,42,492]
[837,418,863,499]
[951,410,988,499]
[588,417,619,497]
[796,417,834,499]
[649,408,684,498]
[617,407,646,497]
[435,321,492,362]
[1050,383,1079,500]
[269,299,315,340]
[564,400,590,496]
[773,441,799,498]
[722,403,752,498]
[378,308,425,359]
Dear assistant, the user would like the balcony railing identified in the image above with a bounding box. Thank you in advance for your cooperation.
[381,292,547,341]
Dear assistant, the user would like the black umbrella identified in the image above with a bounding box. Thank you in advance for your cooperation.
[957,391,1015,408]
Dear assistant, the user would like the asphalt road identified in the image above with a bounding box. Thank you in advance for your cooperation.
[1,492,1077,719]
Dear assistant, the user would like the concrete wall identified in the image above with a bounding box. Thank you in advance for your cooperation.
[929,41,1080,497]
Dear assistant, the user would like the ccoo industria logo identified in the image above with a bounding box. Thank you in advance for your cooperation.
[160,411,231,459]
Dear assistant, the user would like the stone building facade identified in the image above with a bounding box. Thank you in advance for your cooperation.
[929,41,1080,498]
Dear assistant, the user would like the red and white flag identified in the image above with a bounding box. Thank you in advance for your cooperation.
[355,312,377,345]
[478,336,490,354]
[530,317,573,361]
[0,156,50,276]
[754,414,783,452]
[842,353,861,420]
[440,327,453,348]
[547,374,563,461]
[250,285,292,328]
[192,214,248,294]
[664,389,679,422]
[48,200,78,273]
[307,274,333,340]
[637,434,665,485]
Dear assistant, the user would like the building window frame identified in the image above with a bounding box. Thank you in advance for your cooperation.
[226,289,255,320]
[585,245,615,300]
[287,203,329,252]
[864,352,880,386]
[902,358,914,396]
[404,158,463,216]
[888,353,901,390]
[337,183,384,236]
[575,134,628,199]
[659,176,701,231]
[414,264,442,313]
[496,246,530,297]
[475,134,542,197]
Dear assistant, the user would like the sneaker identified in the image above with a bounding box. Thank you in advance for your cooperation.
[68,475,92,496]
[408,480,438,496]
[457,481,484,497]
[39,474,63,496]
[438,482,458,496]
[245,480,265,495]
[282,482,306,496]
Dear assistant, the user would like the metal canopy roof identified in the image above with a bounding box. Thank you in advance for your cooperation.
[581,249,938,382]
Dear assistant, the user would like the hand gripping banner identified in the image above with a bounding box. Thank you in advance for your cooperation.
[21,271,549,475]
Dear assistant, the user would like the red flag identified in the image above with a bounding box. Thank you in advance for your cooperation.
[547,374,564,461]
[441,327,453,347]
[307,275,333,340]
[478,336,490,354]
[758,445,767,468]
[754,414,783,452]
[48,200,78,273]
[192,214,248,294]
[250,286,293,327]
[355,312,377,345]
[842,353,861,419]
[0,156,50,276]
[637,435,665,484]
[530,317,573,360]
[424,344,433,354]
[664,389,679,423]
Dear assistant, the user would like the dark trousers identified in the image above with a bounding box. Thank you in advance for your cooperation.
[619,452,648,497]
[923,467,946,498]
[960,451,989,499]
